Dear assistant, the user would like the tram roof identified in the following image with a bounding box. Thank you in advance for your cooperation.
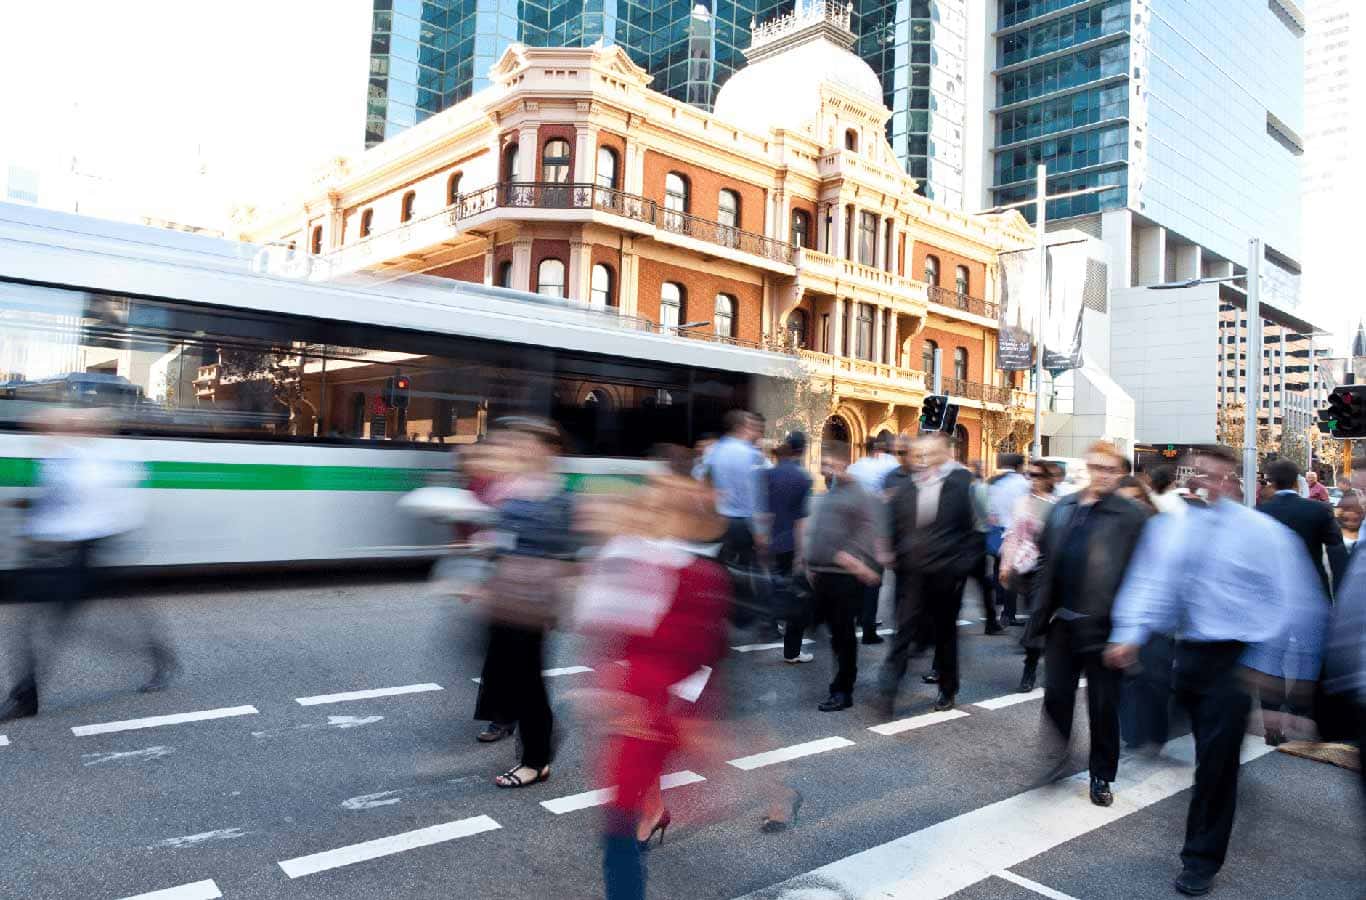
[0,203,799,380]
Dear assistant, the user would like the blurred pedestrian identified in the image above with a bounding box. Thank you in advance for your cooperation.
[1148,465,1189,517]
[760,432,813,663]
[470,417,577,789]
[0,409,176,722]
[1032,442,1149,807]
[1106,446,1326,897]
[1306,469,1330,503]
[987,454,1029,627]
[1258,459,1347,598]
[805,440,880,712]
[847,434,898,645]
[1339,495,1361,556]
[697,411,767,627]
[880,432,983,713]
[998,459,1058,692]
[1117,474,1159,515]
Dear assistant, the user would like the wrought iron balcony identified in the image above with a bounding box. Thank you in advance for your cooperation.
[928,284,999,320]
[943,376,1012,406]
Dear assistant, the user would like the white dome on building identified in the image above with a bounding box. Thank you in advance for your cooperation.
[713,1,882,134]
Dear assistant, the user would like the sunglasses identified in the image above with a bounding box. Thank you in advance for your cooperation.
[1028,471,1049,479]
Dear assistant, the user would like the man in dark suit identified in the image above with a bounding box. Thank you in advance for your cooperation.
[1257,459,1347,597]
[879,432,984,712]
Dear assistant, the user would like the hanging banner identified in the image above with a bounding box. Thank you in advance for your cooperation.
[996,241,1097,373]
[996,249,1037,371]
[1042,241,1087,372]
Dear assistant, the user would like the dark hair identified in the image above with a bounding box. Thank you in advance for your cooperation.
[998,453,1025,472]
[822,439,851,464]
[1266,458,1299,491]
[1191,445,1238,466]
[1120,455,1133,475]
[1118,475,1157,513]
[1149,464,1177,493]
[783,431,808,454]
[1044,461,1064,479]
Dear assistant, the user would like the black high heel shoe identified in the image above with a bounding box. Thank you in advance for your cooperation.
[637,809,671,850]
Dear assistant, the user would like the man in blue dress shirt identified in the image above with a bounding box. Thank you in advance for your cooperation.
[1105,445,1325,897]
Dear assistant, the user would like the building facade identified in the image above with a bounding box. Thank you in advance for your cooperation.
[259,2,1036,463]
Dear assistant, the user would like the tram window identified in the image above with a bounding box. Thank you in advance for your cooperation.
[0,280,750,457]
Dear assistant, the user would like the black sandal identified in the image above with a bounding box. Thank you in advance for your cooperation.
[494,764,550,788]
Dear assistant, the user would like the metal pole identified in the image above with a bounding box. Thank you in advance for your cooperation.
[1243,237,1262,508]
[1031,164,1047,460]
[933,347,943,394]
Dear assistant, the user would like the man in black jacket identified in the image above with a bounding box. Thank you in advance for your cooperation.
[1034,441,1149,807]
[879,432,984,712]
[1257,458,1347,596]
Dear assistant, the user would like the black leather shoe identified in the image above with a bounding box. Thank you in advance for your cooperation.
[1173,869,1214,896]
[0,695,37,723]
[933,691,955,712]
[1018,670,1037,693]
[921,672,939,684]
[861,634,885,645]
[1089,777,1113,807]
[818,692,853,712]
[985,623,1006,635]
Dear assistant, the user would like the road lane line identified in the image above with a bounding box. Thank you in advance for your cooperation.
[0,735,8,746]
[997,870,1085,900]
[732,639,814,653]
[277,814,501,878]
[117,879,222,900]
[72,705,258,737]
[472,665,594,684]
[731,736,1275,900]
[295,683,443,706]
[727,736,856,771]
[869,708,970,736]
[541,770,706,814]
[974,679,1086,711]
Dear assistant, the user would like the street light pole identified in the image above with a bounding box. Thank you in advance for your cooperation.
[1243,237,1262,508]
[1032,164,1047,460]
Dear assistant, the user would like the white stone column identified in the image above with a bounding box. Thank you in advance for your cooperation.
[887,311,899,368]
[832,203,847,260]
[875,306,886,364]
[624,138,644,194]
[567,238,592,302]
[620,242,639,316]
[517,125,540,180]
[874,215,886,270]
[573,126,594,183]
[482,236,496,286]
[1135,223,1167,286]
[847,299,857,358]
[832,297,846,357]
[511,237,534,292]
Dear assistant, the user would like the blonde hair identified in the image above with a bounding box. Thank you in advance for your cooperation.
[1085,440,1128,467]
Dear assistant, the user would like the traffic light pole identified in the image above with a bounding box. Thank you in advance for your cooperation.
[1031,165,1047,460]
[1243,237,1262,508]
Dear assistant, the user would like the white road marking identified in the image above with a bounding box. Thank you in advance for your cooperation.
[73,705,258,737]
[343,790,403,810]
[868,708,970,736]
[83,746,174,766]
[327,715,384,728]
[277,814,500,878]
[997,870,1085,900]
[117,879,222,900]
[727,736,856,771]
[541,770,706,814]
[732,736,1275,900]
[472,665,594,684]
[974,679,1086,711]
[956,619,974,626]
[153,828,250,849]
[732,639,814,653]
[295,683,442,706]
[0,735,8,746]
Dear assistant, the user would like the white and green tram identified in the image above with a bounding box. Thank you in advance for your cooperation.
[0,204,797,570]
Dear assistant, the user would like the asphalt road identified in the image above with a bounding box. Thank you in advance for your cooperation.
[0,573,1360,900]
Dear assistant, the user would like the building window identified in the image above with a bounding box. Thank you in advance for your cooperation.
[844,128,859,152]
[596,147,618,190]
[953,347,968,382]
[955,265,969,295]
[791,210,811,248]
[447,172,462,206]
[496,260,513,288]
[542,139,571,183]
[660,282,683,329]
[590,263,613,308]
[855,304,875,360]
[858,212,878,266]
[924,254,940,285]
[358,209,373,239]
[922,339,938,376]
[664,173,689,232]
[310,225,323,255]
[953,424,969,463]
[787,309,809,349]
[714,293,736,338]
[400,191,416,223]
[503,144,520,181]
[537,258,565,297]
[718,189,740,228]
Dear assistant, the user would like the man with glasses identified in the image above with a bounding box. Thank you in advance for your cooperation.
[1033,442,1148,808]
[1106,446,1324,896]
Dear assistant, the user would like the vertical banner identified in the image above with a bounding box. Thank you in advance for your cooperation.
[996,249,1037,371]
[1042,241,1086,372]
[996,242,1094,374]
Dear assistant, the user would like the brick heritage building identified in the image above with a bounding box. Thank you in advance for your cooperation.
[241,2,1036,464]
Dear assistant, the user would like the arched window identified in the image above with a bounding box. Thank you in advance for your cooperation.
[790,209,811,248]
[447,172,462,206]
[664,172,689,231]
[542,139,571,183]
[923,254,940,285]
[310,225,323,255]
[955,264,969,295]
[537,258,565,297]
[922,339,938,376]
[584,388,613,408]
[503,143,520,181]
[953,424,969,463]
[953,347,968,382]
[855,303,874,360]
[844,128,859,152]
[718,189,740,228]
[596,147,618,190]
[359,208,374,238]
[400,190,416,223]
[660,282,683,330]
[714,293,736,338]
[787,309,809,349]
[496,260,513,288]
[590,263,613,308]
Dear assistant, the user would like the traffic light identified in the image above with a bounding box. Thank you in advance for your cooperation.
[1320,384,1366,438]
[384,374,412,410]
[919,394,959,433]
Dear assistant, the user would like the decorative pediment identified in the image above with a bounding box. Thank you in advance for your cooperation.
[488,44,530,83]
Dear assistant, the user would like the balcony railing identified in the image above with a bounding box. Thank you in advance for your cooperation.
[943,376,1012,405]
[798,350,929,391]
[451,182,794,265]
[928,285,999,320]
